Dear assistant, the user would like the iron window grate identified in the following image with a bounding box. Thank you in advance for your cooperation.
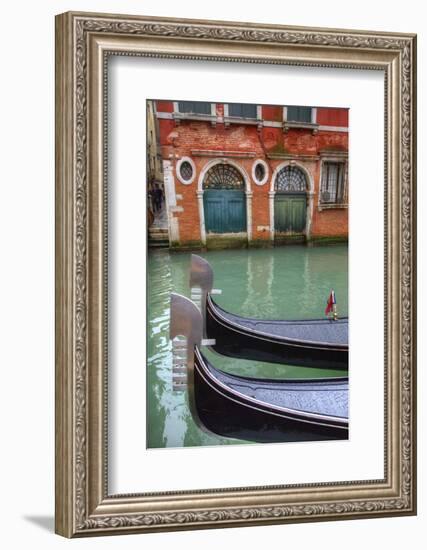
[179,161,193,181]
[320,162,346,204]
[275,165,307,192]
[203,164,245,190]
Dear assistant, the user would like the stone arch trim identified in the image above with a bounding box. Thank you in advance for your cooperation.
[270,160,314,194]
[197,158,252,244]
[197,158,252,193]
[269,160,315,241]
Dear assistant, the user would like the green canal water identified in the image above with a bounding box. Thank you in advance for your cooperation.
[147,244,348,449]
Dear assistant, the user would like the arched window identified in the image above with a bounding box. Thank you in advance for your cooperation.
[203,164,244,190]
[275,165,307,192]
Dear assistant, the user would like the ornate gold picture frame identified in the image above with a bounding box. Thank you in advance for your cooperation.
[55,11,416,537]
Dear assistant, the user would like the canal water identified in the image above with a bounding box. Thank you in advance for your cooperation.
[147,244,348,449]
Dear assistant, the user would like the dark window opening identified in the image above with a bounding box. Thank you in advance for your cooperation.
[178,101,211,115]
[228,103,257,119]
[287,106,312,123]
[254,163,266,182]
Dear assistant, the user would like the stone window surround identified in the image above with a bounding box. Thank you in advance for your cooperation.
[223,104,262,127]
[172,101,217,125]
[318,152,349,210]
[176,156,196,185]
[252,159,269,186]
[171,102,262,128]
[283,106,317,123]
[282,105,319,134]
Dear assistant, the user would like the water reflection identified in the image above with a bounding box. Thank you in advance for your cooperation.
[147,245,348,448]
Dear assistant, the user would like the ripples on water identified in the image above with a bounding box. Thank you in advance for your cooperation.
[147,245,348,448]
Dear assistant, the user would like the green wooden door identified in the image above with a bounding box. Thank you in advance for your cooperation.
[274,193,307,233]
[204,190,246,233]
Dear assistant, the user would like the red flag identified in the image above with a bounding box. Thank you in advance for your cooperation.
[325,290,336,316]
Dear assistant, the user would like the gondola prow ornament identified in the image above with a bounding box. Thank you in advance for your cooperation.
[325,290,338,321]
[189,254,221,336]
[170,292,220,435]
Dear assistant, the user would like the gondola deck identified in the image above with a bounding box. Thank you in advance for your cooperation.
[194,347,348,442]
[206,294,348,369]
[211,297,348,346]
[201,354,348,419]
[191,254,349,369]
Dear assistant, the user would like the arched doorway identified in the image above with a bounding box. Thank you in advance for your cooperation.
[273,165,308,237]
[203,164,247,234]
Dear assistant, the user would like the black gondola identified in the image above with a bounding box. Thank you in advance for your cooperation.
[190,254,348,370]
[170,293,348,443]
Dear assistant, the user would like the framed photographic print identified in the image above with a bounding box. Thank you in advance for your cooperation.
[148,98,350,450]
[55,11,417,537]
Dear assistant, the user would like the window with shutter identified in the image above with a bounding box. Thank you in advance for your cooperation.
[178,101,211,115]
[287,106,312,123]
[228,103,257,118]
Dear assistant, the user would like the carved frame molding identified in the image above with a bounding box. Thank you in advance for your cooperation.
[55,11,416,537]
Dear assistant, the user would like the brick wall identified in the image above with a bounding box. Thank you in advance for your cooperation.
[155,101,349,247]
[175,177,201,244]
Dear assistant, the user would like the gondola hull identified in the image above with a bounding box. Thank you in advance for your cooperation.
[194,348,348,443]
[206,295,348,370]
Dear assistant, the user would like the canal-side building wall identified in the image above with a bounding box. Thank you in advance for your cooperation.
[154,100,349,248]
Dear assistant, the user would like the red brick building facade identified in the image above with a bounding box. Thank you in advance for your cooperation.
[153,100,348,248]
